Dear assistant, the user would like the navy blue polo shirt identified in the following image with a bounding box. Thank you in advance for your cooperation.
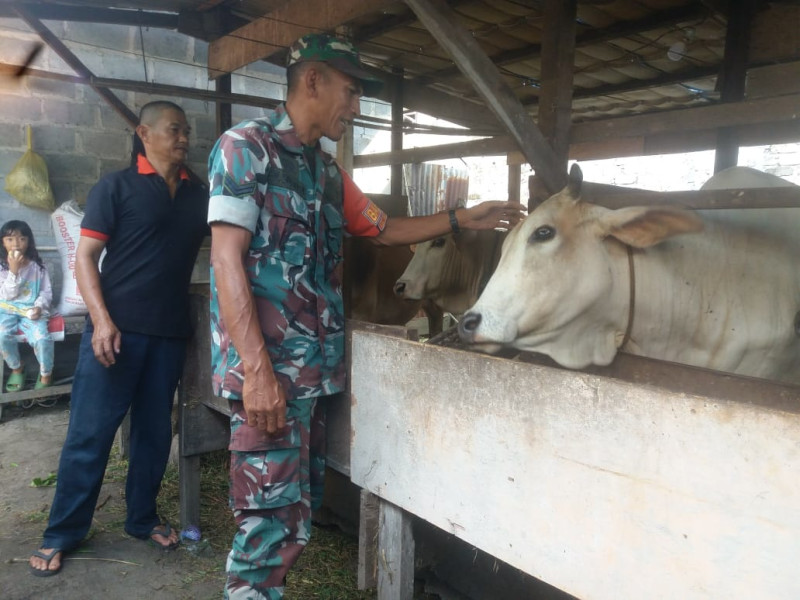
[80,154,210,338]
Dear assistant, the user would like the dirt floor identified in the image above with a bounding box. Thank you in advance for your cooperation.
[0,398,227,600]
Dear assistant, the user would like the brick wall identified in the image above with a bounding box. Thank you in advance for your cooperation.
[0,17,287,300]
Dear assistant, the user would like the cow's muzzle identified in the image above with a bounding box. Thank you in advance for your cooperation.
[393,281,407,298]
[458,311,482,342]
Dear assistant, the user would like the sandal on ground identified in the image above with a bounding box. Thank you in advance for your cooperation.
[29,548,63,577]
[5,371,25,393]
[34,374,52,390]
[148,522,180,551]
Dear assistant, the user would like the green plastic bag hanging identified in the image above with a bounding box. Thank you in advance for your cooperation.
[4,125,55,212]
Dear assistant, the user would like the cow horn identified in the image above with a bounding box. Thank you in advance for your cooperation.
[567,163,583,198]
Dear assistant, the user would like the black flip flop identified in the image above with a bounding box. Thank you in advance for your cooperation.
[29,548,63,577]
[148,522,179,551]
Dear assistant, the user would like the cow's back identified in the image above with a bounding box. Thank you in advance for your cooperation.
[630,215,800,384]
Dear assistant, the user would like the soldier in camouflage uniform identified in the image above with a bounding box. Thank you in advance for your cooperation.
[207,33,525,599]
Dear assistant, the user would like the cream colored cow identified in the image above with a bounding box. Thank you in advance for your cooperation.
[459,164,800,384]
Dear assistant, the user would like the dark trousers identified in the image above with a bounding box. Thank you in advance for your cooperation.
[42,328,186,550]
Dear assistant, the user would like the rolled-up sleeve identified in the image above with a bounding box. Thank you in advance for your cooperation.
[207,126,267,233]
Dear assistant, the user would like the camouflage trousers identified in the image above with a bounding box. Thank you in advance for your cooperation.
[225,397,327,600]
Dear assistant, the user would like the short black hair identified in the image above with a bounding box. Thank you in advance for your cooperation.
[131,100,186,165]
[1,219,44,269]
[286,61,329,95]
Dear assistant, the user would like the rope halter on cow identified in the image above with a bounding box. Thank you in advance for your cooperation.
[620,245,636,350]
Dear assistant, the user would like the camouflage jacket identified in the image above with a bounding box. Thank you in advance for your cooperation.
[207,104,382,413]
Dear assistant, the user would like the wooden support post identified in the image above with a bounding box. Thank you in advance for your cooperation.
[538,0,577,171]
[377,499,415,600]
[507,163,521,204]
[358,489,380,590]
[714,0,758,172]
[216,73,232,135]
[391,67,404,198]
[404,0,566,194]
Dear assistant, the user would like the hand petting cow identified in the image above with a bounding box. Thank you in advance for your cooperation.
[459,163,800,385]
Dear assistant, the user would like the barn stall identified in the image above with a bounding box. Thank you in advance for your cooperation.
[4,0,800,598]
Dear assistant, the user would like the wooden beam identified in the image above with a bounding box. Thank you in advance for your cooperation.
[13,7,138,128]
[538,0,576,170]
[207,0,391,78]
[354,136,513,168]
[583,186,800,211]
[0,62,282,112]
[382,78,493,130]
[571,93,800,144]
[0,3,179,28]
[354,91,800,167]
[404,0,566,194]
[714,0,758,172]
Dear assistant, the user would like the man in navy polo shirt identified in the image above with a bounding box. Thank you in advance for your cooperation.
[29,100,209,577]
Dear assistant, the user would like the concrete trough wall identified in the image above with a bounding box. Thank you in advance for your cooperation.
[350,331,800,600]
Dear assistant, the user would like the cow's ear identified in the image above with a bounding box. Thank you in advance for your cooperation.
[600,205,704,248]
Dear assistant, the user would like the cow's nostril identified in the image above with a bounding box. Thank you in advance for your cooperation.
[393,281,406,297]
[459,312,482,338]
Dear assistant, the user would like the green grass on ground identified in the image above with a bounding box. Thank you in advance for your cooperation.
[106,447,377,599]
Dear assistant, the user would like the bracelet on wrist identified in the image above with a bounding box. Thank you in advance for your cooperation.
[448,208,461,234]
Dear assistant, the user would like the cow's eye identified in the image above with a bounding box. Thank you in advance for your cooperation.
[529,225,555,243]
[431,237,446,248]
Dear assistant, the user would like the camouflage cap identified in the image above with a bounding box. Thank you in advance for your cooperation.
[287,33,383,97]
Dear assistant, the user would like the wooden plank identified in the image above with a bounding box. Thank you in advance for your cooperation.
[0,62,281,112]
[358,489,380,590]
[377,499,415,600]
[350,332,800,600]
[354,136,513,168]
[422,3,708,84]
[537,0,576,170]
[571,93,800,144]
[750,3,800,63]
[583,185,800,210]
[355,96,800,168]
[179,454,201,529]
[207,0,390,78]
[404,0,566,195]
[178,293,231,458]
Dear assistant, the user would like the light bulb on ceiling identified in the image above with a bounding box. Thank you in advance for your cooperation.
[667,40,687,62]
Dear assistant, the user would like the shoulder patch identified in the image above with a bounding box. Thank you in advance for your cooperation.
[362,200,387,230]
[222,173,257,198]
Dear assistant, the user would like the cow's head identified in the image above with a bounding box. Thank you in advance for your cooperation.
[394,228,489,315]
[458,164,703,368]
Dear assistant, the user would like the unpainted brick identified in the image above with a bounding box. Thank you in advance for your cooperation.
[82,131,130,159]
[138,28,191,62]
[30,126,76,153]
[27,78,78,100]
[43,99,98,128]
[0,96,43,122]
[64,22,133,53]
[0,123,23,148]
[42,152,99,181]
